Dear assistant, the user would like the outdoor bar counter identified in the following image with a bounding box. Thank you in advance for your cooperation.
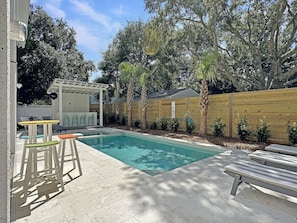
[60,112,97,128]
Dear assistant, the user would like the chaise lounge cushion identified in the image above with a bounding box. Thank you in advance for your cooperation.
[248,150,297,172]
[224,160,297,197]
[265,144,297,156]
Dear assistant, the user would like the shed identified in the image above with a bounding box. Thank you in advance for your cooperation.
[47,78,108,127]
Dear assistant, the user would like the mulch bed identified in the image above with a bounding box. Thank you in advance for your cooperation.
[106,125,267,151]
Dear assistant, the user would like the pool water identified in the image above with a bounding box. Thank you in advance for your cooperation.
[78,134,221,176]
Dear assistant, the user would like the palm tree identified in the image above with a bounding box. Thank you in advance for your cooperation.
[196,51,217,135]
[114,77,120,121]
[118,62,142,128]
[140,72,149,129]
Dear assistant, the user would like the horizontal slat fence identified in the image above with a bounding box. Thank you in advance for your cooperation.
[103,87,297,144]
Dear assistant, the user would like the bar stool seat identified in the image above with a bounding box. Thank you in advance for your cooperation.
[58,134,82,177]
[22,140,64,201]
[20,134,44,179]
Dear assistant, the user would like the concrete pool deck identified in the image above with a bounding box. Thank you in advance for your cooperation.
[11,129,297,223]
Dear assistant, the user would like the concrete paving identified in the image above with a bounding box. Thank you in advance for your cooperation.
[11,128,297,223]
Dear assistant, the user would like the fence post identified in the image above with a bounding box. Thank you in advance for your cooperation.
[229,94,233,137]
[158,100,162,121]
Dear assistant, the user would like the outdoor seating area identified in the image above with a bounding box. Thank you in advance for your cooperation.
[10,132,297,222]
[16,119,83,204]
[224,143,297,198]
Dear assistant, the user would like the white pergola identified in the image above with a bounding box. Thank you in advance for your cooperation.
[47,78,109,126]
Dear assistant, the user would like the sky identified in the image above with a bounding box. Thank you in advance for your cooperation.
[30,0,151,81]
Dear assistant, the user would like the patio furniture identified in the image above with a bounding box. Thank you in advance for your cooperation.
[19,134,44,179]
[58,134,82,177]
[18,120,65,200]
[265,144,297,156]
[224,160,297,197]
[22,140,64,201]
[249,150,297,172]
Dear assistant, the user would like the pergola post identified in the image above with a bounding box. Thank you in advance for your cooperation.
[99,89,103,126]
[59,83,63,125]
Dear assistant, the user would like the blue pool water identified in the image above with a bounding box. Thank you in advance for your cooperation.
[78,134,221,176]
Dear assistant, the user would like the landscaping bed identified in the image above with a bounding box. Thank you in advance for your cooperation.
[106,125,267,151]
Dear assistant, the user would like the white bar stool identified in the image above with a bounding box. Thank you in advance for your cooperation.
[19,134,44,179]
[58,134,82,176]
[22,140,64,201]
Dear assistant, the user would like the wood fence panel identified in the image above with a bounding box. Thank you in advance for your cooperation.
[160,99,172,118]
[187,97,200,133]
[105,87,297,144]
[146,100,160,124]
[232,88,297,143]
[208,94,230,136]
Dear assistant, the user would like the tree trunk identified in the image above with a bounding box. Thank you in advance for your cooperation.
[199,80,209,135]
[105,91,111,123]
[115,80,120,120]
[127,81,134,128]
[140,85,148,129]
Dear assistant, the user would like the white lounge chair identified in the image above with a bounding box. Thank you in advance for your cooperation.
[224,160,297,197]
[265,144,297,156]
[248,150,297,172]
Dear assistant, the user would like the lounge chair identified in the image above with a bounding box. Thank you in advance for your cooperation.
[248,150,297,172]
[224,160,297,197]
[265,144,297,156]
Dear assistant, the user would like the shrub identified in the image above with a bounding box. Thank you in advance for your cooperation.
[171,118,180,132]
[134,120,140,128]
[237,116,251,141]
[108,113,116,124]
[185,117,195,134]
[149,121,158,129]
[119,114,126,125]
[287,120,297,145]
[212,117,226,137]
[160,118,168,130]
[254,118,270,143]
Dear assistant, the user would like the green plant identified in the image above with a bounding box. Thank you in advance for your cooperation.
[149,121,158,129]
[185,118,195,134]
[108,113,116,124]
[160,118,168,130]
[212,117,226,137]
[171,118,180,132]
[255,117,270,143]
[134,120,140,128]
[237,116,251,141]
[287,120,297,145]
[119,114,127,125]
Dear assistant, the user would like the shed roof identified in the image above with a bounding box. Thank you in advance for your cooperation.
[133,88,199,101]
[47,78,108,95]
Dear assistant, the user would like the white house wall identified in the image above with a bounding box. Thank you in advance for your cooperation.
[52,93,90,118]
[62,93,89,112]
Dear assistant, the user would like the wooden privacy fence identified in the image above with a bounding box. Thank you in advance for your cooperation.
[106,87,297,144]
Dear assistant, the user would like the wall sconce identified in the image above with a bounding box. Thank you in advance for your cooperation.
[10,20,27,42]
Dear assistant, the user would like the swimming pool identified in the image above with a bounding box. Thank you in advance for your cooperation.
[78,132,222,176]
[78,129,112,136]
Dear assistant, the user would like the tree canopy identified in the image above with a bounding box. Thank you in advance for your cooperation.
[144,0,297,91]
[17,5,95,104]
